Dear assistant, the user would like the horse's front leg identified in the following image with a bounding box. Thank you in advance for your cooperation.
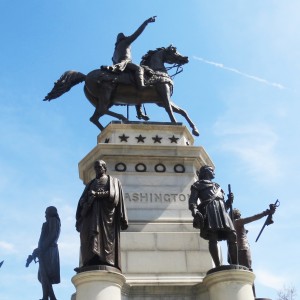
[156,83,177,123]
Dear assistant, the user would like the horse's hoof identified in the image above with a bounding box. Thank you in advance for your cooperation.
[192,129,200,136]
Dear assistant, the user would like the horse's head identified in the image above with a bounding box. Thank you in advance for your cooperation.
[163,45,189,66]
[140,46,188,74]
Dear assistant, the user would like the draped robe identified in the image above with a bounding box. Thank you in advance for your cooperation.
[76,175,128,270]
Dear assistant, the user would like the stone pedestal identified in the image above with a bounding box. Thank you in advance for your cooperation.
[76,122,213,299]
[71,122,265,299]
[72,270,125,300]
[203,266,255,300]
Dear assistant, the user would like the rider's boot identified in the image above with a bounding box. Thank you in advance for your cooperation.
[136,105,149,121]
[135,69,145,90]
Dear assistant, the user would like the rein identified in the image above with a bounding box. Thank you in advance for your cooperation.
[166,64,184,79]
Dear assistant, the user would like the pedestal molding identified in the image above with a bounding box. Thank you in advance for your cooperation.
[72,270,126,287]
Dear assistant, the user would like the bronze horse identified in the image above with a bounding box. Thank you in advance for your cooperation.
[44,45,199,136]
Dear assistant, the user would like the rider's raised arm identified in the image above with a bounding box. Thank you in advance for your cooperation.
[127,16,156,44]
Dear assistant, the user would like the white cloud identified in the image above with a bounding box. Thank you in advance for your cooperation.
[0,241,17,254]
[255,268,286,289]
[193,56,286,90]
[214,122,280,181]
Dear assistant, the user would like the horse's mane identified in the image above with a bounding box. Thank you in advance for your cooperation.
[140,47,166,66]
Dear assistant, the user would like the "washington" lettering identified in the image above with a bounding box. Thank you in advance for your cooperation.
[125,193,190,202]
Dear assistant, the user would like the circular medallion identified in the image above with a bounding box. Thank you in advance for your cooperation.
[115,162,126,172]
[135,163,147,172]
[174,164,185,173]
[155,163,166,173]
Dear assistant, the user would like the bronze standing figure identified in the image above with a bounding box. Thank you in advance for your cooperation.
[26,206,61,300]
[75,160,128,271]
[188,165,237,267]
[233,205,276,297]
[233,206,276,270]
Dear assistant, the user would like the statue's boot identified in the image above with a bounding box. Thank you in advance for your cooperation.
[136,105,149,121]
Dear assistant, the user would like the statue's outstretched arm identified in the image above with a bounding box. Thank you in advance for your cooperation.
[127,16,156,43]
[240,210,270,225]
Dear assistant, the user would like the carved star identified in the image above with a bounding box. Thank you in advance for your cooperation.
[152,135,162,143]
[119,134,129,142]
[169,135,179,143]
[135,134,146,143]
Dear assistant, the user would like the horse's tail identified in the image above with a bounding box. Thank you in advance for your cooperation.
[43,70,86,101]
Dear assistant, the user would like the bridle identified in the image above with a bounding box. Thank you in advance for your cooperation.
[165,48,185,78]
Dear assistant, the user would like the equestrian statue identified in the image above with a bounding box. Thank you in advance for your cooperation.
[44,17,199,136]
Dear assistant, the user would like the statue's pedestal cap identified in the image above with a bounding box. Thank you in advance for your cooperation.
[203,265,255,300]
[72,269,125,300]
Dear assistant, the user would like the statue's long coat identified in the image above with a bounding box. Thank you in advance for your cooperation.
[38,217,60,284]
[189,179,235,241]
[76,176,128,270]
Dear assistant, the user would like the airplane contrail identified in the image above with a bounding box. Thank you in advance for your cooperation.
[193,56,286,90]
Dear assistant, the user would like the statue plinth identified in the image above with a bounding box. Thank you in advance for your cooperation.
[203,266,255,300]
[72,270,125,300]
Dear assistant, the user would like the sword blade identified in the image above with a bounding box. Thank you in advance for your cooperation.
[255,224,266,242]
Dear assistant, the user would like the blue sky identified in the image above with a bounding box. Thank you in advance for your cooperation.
[1,1,299,299]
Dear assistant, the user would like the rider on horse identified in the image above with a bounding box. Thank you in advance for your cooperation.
[102,16,156,120]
